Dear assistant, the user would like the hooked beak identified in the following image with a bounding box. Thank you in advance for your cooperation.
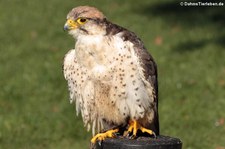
[64,19,77,31]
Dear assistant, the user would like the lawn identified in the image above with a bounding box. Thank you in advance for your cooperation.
[0,0,225,149]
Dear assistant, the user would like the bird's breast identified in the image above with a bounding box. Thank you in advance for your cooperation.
[75,35,111,67]
[74,35,117,74]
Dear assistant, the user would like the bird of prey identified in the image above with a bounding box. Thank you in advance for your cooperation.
[63,6,159,143]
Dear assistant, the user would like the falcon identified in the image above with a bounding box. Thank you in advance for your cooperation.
[63,6,159,143]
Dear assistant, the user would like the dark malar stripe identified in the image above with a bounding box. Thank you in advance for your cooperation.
[80,27,89,34]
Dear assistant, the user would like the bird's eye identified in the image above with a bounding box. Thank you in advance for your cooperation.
[77,18,87,24]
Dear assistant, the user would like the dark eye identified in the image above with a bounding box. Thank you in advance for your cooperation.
[77,18,87,24]
[80,18,86,22]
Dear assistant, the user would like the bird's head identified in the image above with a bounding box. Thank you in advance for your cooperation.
[64,6,106,38]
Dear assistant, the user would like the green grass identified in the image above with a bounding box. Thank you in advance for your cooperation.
[0,0,225,148]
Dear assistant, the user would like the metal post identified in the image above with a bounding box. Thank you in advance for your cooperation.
[94,135,182,149]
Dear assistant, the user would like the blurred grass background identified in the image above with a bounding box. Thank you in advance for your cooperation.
[0,0,225,148]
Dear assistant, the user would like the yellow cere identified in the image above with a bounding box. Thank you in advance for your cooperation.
[66,19,78,29]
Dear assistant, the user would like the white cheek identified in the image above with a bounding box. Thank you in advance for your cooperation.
[69,29,79,38]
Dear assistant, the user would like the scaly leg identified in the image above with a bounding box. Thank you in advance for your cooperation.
[124,120,156,137]
[91,129,119,143]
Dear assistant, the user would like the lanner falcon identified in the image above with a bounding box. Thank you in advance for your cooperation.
[63,6,159,143]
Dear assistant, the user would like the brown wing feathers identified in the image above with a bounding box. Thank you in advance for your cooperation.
[104,20,159,135]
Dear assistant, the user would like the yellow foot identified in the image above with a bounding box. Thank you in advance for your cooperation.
[123,120,156,137]
[91,129,119,143]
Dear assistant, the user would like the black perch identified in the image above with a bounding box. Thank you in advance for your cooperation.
[95,135,182,149]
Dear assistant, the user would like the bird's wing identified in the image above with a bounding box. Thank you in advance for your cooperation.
[63,49,92,130]
[105,21,159,135]
[63,49,81,110]
[121,29,159,135]
[134,45,159,135]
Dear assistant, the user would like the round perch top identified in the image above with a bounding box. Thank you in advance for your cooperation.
[95,135,182,149]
